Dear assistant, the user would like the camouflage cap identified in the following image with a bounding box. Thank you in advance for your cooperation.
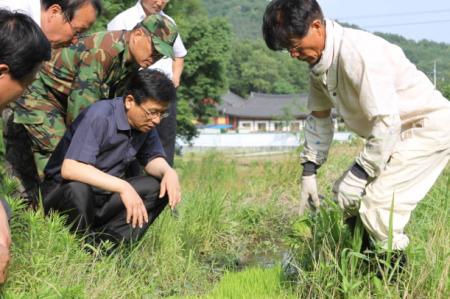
[139,14,178,59]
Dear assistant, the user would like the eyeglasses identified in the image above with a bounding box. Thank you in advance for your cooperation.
[138,105,169,120]
[287,41,304,55]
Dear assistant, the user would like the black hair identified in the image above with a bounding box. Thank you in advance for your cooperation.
[0,9,51,81]
[262,0,324,50]
[41,0,102,20]
[124,69,176,105]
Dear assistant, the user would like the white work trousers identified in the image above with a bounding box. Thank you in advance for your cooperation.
[359,109,450,250]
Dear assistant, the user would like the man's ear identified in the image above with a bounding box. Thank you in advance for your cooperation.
[0,64,10,79]
[133,28,146,39]
[130,28,144,47]
[124,95,134,110]
[47,4,63,16]
[310,19,325,35]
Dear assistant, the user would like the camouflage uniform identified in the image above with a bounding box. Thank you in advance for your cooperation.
[5,14,177,202]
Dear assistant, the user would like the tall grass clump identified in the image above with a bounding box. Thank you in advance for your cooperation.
[284,143,450,298]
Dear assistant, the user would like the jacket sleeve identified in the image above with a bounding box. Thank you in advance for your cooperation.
[66,49,113,124]
[300,114,334,166]
[301,74,335,166]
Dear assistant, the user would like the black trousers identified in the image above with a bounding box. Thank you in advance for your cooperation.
[43,176,168,243]
[156,101,176,166]
[3,113,40,206]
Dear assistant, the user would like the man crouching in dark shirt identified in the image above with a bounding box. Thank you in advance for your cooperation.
[42,69,181,244]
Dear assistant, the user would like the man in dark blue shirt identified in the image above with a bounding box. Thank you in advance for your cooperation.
[42,69,181,244]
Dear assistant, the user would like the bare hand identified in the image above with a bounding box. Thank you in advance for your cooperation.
[159,169,181,209]
[119,183,148,229]
[0,242,10,284]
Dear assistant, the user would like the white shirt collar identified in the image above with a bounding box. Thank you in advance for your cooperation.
[135,1,166,20]
[310,19,335,76]
[135,1,147,20]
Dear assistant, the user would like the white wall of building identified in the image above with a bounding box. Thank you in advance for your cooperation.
[179,132,352,149]
[237,120,307,132]
[237,119,342,132]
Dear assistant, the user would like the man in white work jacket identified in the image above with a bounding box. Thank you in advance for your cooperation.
[262,0,450,255]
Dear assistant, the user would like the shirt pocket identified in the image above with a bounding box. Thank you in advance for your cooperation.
[400,118,426,141]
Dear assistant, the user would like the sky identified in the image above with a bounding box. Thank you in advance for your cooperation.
[318,0,450,44]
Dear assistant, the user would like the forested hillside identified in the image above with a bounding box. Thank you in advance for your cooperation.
[203,0,450,97]
[202,0,268,39]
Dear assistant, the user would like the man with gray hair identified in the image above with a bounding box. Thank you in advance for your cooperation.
[262,0,450,263]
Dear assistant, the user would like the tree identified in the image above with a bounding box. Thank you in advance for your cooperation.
[228,39,309,97]
[165,0,207,20]
[177,17,232,124]
[89,0,135,32]
[202,0,268,39]
[439,83,450,100]
[167,1,232,137]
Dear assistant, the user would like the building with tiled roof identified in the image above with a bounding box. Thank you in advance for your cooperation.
[213,91,337,132]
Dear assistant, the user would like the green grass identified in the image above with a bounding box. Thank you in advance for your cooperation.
[174,266,296,299]
[0,142,448,298]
